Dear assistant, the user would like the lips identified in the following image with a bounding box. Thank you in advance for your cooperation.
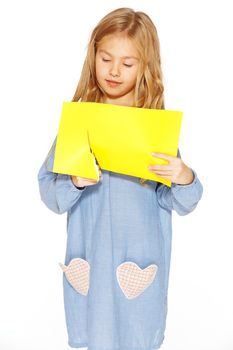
[106,79,122,87]
[106,80,121,83]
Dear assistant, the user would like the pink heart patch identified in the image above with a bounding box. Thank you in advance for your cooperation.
[116,261,158,299]
[59,258,90,296]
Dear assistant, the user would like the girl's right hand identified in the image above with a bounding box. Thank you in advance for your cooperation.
[71,164,102,188]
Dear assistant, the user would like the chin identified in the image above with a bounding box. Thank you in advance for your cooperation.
[106,91,127,99]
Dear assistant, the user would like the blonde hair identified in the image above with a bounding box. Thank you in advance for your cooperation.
[71,7,165,186]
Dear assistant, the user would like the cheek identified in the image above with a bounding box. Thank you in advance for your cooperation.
[97,63,108,78]
[95,61,101,76]
[125,68,138,84]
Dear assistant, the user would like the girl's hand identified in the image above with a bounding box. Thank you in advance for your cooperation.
[148,152,194,185]
[71,164,102,187]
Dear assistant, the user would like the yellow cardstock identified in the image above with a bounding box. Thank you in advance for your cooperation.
[52,102,183,187]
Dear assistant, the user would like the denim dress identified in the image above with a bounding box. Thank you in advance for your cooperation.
[37,136,203,350]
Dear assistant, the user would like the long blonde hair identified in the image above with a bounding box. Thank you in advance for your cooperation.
[71,7,165,186]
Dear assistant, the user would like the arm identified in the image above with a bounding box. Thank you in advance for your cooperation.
[155,149,204,215]
[37,136,86,214]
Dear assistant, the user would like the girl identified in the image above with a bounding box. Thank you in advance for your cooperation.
[37,7,203,350]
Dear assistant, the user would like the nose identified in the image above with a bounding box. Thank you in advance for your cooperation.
[109,61,120,77]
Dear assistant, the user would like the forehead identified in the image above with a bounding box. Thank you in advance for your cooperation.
[97,34,139,60]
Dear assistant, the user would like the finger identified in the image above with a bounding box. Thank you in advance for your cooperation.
[153,173,173,179]
[76,176,96,183]
[153,170,173,174]
[152,171,173,177]
[151,152,175,161]
[148,165,173,171]
[153,172,173,177]
[84,178,98,183]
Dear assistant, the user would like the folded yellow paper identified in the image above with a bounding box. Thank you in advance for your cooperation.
[53,102,183,187]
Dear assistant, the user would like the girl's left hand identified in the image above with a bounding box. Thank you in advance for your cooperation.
[148,152,194,185]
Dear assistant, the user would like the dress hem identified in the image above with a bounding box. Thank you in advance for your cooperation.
[68,340,162,350]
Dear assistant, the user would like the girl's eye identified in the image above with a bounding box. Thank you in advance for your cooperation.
[102,58,132,67]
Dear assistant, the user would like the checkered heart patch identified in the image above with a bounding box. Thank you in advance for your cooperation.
[59,258,90,296]
[116,261,158,299]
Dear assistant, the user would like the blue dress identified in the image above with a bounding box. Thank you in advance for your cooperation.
[37,135,203,350]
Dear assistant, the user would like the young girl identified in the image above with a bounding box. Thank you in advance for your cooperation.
[38,7,203,350]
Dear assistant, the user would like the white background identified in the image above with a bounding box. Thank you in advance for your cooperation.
[0,0,232,349]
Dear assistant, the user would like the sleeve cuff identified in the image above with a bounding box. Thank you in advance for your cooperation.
[68,175,87,191]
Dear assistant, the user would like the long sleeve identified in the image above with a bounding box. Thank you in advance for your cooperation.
[37,136,87,214]
[155,149,204,215]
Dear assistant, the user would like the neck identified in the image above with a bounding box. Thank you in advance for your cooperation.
[102,94,134,108]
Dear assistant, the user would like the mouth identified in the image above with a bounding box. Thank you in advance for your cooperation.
[106,79,122,87]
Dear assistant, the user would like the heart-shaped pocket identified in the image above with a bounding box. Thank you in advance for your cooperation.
[116,261,158,299]
[59,258,90,296]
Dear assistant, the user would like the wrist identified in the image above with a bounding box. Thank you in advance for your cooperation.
[178,168,194,185]
[70,175,85,190]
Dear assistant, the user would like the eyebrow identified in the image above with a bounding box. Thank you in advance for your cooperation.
[99,49,139,60]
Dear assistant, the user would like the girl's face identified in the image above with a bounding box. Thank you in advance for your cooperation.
[95,34,140,106]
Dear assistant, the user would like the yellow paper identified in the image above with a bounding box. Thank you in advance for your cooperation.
[53,102,183,187]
